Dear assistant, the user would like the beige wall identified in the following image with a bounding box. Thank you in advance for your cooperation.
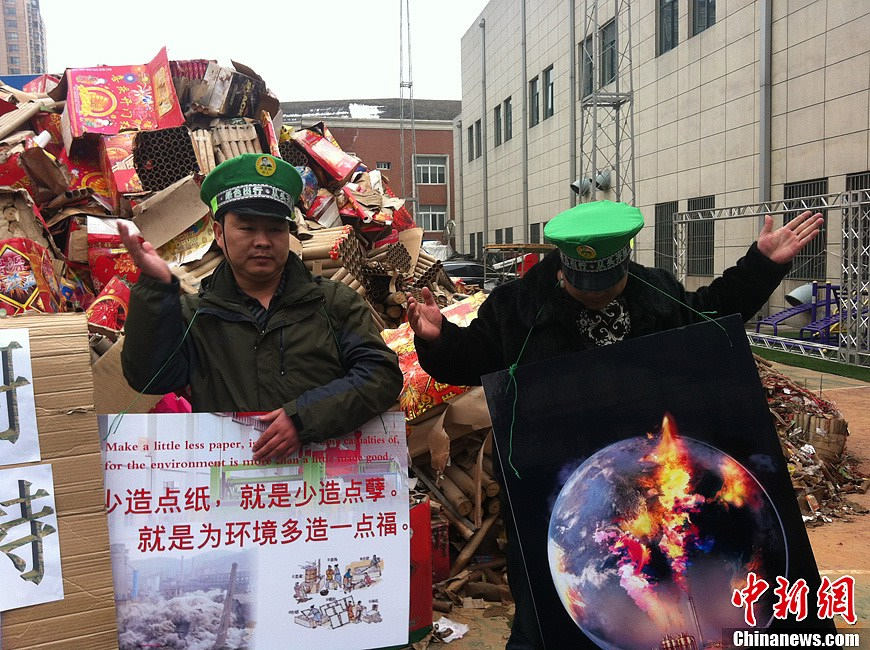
[457,0,869,305]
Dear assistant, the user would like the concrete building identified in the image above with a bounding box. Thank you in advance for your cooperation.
[281,99,461,240]
[456,0,869,303]
[0,0,46,75]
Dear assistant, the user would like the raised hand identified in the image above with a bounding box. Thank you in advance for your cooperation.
[406,287,444,342]
[118,221,172,284]
[757,210,824,265]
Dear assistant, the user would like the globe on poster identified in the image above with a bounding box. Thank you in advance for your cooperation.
[548,413,787,650]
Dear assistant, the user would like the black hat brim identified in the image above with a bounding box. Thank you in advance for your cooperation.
[562,257,630,291]
[216,198,293,223]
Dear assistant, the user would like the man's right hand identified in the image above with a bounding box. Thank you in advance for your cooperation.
[406,287,443,341]
[118,221,172,284]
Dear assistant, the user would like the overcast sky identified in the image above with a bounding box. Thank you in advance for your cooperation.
[40,0,489,102]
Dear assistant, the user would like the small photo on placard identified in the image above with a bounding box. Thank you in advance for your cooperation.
[0,328,39,467]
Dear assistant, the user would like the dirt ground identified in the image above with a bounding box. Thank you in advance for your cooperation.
[429,363,870,649]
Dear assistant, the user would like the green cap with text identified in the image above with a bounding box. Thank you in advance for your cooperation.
[200,153,302,221]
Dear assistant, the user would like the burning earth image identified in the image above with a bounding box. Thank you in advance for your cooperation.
[548,414,786,649]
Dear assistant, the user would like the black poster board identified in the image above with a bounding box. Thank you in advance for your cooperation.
[482,316,835,649]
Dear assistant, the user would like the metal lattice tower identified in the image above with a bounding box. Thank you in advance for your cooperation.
[578,0,635,205]
[398,0,418,213]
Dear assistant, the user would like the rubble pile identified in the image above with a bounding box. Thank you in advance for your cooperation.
[0,46,464,344]
[755,355,869,524]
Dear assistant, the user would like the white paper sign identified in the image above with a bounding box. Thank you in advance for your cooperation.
[100,411,410,650]
[0,463,64,611]
[0,328,40,467]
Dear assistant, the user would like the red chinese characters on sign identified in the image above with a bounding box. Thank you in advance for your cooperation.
[135,513,400,553]
[731,573,857,626]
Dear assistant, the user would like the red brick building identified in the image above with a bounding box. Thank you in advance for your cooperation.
[281,99,460,241]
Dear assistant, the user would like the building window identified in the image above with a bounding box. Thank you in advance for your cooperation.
[600,21,617,86]
[529,76,540,127]
[376,161,391,170]
[418,205,447,232]
[504,227,513,244]
[495,228,504,245]
[692,0,716,36]
[494,104,502,146]
[468,231,484,259]
[846,171,870,191]
[474,119,482,159]
[7,56,19,65]
[543,65,555,119]
[8,67,19,74]
[686,196,715,276]
[3,6,15,15]
[415,156,447,184]
[580,36,593,98]
[529,222,541,243]
[654,200,678,271]
[659,0,678,55]
[503,97,513,141]
[7,30,16,40]
[467,126,474,162]
[784,178,827,280]
[5,19,16,29]
[7,43,18,52]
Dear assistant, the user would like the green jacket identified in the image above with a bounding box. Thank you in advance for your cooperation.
[121,254,403,444]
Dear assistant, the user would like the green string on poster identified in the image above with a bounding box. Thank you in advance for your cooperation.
[103,309,202,441]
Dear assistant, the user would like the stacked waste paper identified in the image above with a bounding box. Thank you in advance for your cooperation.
[0,46,465,347]
[755,355,869,524]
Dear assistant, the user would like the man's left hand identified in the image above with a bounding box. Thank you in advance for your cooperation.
[253,408,301,462]
[757,210,824,264]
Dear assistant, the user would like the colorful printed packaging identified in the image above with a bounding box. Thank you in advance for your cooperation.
[0,238,63,316]
[98,132,144,212]
[86,217,140,292]
[58,47,184,151]
[86,275,131,332]
[382,292,487,420]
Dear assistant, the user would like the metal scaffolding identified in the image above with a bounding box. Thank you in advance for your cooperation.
[675,191,870,367]
[578,0,636,205]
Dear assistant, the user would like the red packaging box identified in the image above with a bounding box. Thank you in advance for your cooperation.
[30,112,66,157]
[0,152,33,196]
[99,132,144,211]
[86,275,131,332]
[61,149,113,204]
[431,516,451,583]
[0,238,63,316]
[23,74,60,94]
[382,292,487,420]
[292,126,360,187]
[57,47,184,152]
[408,497,433,642]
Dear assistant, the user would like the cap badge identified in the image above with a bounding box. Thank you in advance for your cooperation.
[576,244,597,259]
[255,156,277,177]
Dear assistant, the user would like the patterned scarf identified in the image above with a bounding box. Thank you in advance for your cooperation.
[575,297,631,347]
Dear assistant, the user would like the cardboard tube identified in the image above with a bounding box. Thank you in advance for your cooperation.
[301,243,339,259]
[451,514,499,577]
[439,475,472,517]
[444,464,479,501]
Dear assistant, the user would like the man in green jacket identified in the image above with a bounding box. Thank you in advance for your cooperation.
[119,153,402,462]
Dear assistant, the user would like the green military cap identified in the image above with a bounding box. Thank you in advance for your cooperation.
[544,200,644,291]
[199,153,303,221]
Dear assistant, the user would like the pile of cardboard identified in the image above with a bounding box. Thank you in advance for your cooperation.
[755,355,869,524]
[0,46,469,345]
